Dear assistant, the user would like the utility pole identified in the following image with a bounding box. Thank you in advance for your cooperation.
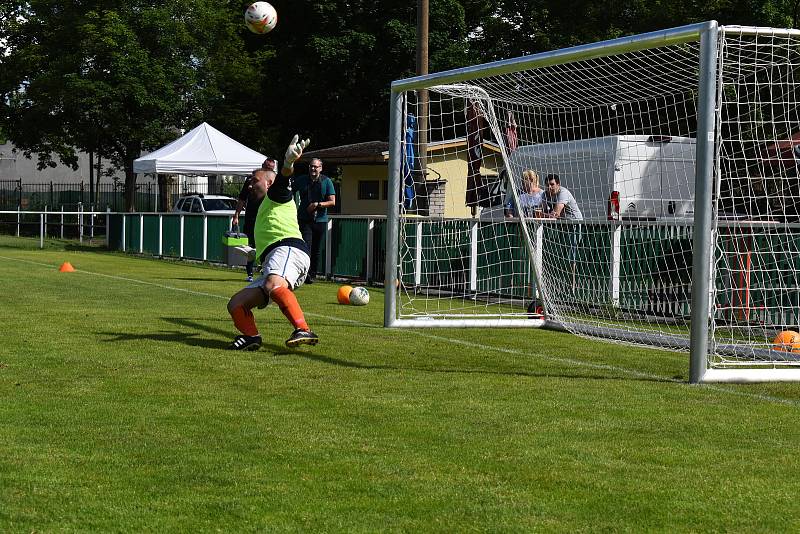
[416,0,429,180]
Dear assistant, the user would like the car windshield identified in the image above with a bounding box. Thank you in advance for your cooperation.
[202,198,237,211]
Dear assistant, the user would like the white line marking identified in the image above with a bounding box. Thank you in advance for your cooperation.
[2,253,799,407]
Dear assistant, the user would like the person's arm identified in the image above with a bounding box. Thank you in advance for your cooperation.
[282,134,310,177]
[317,196,335,210]
[233,179,250,227]
[317,178,336,210]
[232,199,245,227]
[268,173,295,204]
[551,203,565,219]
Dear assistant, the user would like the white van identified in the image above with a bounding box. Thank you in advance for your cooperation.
[490,135,696,221]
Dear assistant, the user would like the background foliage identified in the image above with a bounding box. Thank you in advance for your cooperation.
[1,0,798,209]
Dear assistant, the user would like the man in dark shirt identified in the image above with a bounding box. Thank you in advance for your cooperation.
[293,158,336,283]
[233,157,276,281]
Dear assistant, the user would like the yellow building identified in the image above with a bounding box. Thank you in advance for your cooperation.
[301,139,503,217]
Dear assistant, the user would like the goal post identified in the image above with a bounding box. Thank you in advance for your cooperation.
[385,21,800,382]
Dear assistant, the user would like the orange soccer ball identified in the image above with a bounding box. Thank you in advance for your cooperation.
[773,330,800,353]
[337,285,353,305]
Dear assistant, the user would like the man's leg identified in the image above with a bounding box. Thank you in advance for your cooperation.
[245,232,256,280]
[261,251,318,347]
[309,221,326,279]
[226,286,265,350]
[298,219,315,283]
[265,284,319,347]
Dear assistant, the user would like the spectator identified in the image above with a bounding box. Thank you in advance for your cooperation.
[542,174,583,221]
[294,157,336,283]
[232,158,276,281]
[505,169,543,218]
[542,174,583,290]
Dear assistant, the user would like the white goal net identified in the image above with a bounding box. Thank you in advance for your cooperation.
[385,22,800,382]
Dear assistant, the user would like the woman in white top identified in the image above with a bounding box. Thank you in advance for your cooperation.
[505,169,543,218]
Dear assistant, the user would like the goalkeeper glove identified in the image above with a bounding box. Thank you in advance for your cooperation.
[284,134,310,166]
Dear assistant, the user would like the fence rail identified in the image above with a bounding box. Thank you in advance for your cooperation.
[0,210,387,283]
[3,210,798,329]
[0,208,110,247]
[0,178,248,212]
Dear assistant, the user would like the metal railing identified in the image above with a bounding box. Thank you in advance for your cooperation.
[0,178,248,212]
[0,207,110,248]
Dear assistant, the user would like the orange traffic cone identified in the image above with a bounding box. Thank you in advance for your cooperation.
[59,262,75,273]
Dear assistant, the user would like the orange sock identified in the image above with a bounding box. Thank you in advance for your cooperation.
[270,286,309,331]
[230,306,259,337]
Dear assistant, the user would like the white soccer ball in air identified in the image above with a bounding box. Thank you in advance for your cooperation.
[244,2,277,35]
[349,286,370,306]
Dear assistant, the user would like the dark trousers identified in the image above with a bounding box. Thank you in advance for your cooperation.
[299,219,326,277]
[244,221,256,277]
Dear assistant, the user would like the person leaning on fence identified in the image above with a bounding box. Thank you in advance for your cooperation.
[232,158,276,281]
[225,136,318,351]
[504,169,543,218]
[542,174,584,289]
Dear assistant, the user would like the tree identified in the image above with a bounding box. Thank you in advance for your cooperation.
[0,0,266,211]
[247,0,472,151]
[464,0,799,64]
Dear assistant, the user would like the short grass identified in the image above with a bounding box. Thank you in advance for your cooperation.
[2,234,800,532]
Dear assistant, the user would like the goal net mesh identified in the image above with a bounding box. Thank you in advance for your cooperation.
[713,28,800,367]
[392,26,800,369]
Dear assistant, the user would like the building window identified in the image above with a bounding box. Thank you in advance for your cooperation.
[382,181,388,200]
[358,180,380,200]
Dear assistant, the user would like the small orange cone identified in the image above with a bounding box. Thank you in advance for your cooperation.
[59,262,75,273]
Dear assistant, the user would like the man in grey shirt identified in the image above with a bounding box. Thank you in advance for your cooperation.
[542,174,583,220]
[542,174,582,292]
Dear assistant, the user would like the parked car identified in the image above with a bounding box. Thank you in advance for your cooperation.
[172,194,239,216]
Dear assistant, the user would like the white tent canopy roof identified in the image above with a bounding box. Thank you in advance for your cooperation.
[133,122,266,175]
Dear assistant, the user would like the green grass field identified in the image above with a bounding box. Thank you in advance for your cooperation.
[2,234,800,532]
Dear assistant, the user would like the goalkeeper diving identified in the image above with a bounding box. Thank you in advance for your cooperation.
[226,135,318,350]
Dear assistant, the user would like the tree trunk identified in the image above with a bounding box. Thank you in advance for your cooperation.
[89,149,94,207]
[158,174,173,212]
[123,146,140,212]
[124,158,136,212]
[95,153,102,205]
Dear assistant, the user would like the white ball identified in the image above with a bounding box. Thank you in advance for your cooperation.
[244,2,277,35]
[349,286,370,306]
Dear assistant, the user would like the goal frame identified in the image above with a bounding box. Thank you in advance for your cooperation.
[384,20,800,383]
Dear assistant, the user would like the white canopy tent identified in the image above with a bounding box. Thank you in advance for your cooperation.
[133,122,267,175]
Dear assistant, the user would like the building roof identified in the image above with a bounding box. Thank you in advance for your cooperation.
[301,138,502,165]
[302,141,390,165]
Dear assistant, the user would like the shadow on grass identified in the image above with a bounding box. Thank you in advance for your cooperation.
[97,316,231,350]
[98,330,228,349]
[64,242,108,252]
[163,316,231,338]
[159,316,302,355]
[168,277,244,282]
[284,352,682,383]
[105,316,674,382]
[283,350,681,382]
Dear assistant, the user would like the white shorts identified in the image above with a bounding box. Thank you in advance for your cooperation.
[246,245,310,290]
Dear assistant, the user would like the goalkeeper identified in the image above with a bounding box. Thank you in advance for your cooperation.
[226,135,319,350]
